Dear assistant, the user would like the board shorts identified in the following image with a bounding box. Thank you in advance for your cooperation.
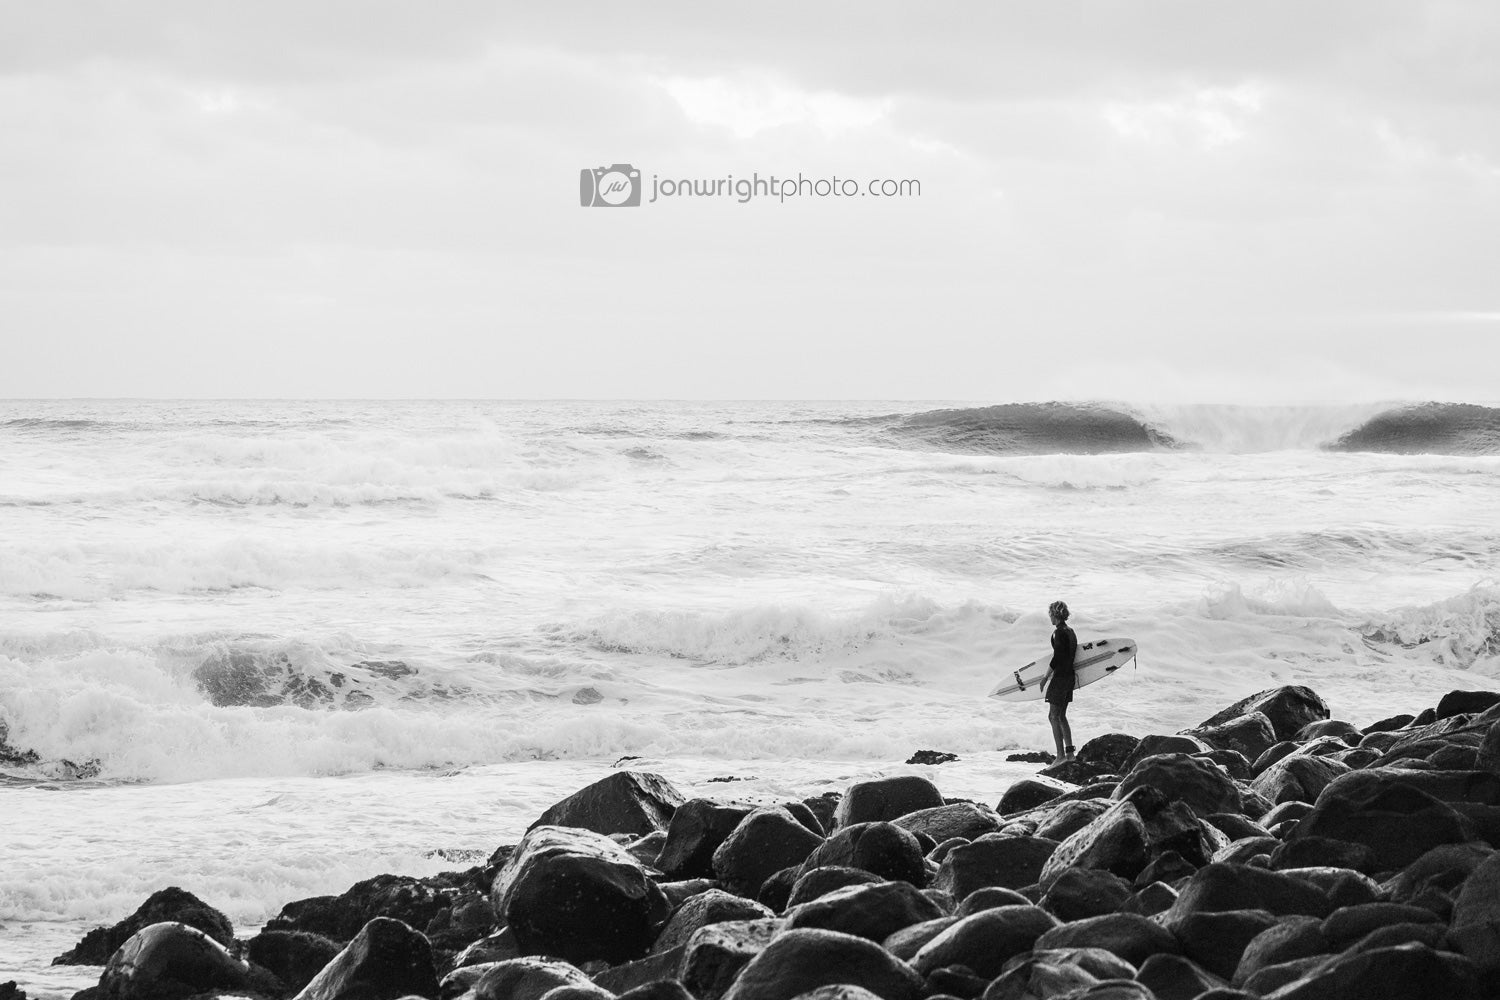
[1045,671,1075,705]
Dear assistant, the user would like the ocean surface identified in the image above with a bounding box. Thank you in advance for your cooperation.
[2,398,1498,994]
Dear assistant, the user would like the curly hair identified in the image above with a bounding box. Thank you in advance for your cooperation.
[1049,600,1070,621]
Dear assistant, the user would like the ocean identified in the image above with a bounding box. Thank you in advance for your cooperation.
[2,398,1498,995]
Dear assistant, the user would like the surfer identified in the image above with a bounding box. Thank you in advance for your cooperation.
[1043,600,1077,762]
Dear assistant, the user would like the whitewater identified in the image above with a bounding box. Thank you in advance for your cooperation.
[2,398,1498,995]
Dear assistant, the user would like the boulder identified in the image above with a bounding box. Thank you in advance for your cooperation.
[1212,837,1279,866]
[1262,942,1482,1000]
[264,873,448,943]
[1038,867,1132,922]
[1033,911,1180,966]
[98,922,253,1000]
[1038,798,1149,888]
[245,930,341,995]
[1143,799,1229,868]
[1033,800,1111,842]
[1251,755,1350,807]
[1289,770,1479,871]
[1478,722,1500,776]
[464,957,595,1000]
[1292,720,1361,744]
[785,880,945,943]
[833,776,944,828]
[53,887,236,967]
[1121,881,1178,918]
[1196,686,1330,742]
[617,984,696,1000]
[1196,749,1253,781]
[756,866,802,912]
[1267,837,1376,874]
[880,917,959,962]
[796,823,925,887]
[1449,851,1500,971]
[998,778,1068,815]
[656,800,756,879]
[909,905,1058,979]
[1133,851,1197,888]
[893,803,1003,843]
[1135,952,1227,1000]
[1203,814,1272,841]
[679,919,781,1000]
[1160,864,1332,931]
[1382,843,1494,902]
[785,866,885,908]
[492,825,671,965]
[1079,733,1141,774]
[720,929,923,1000]
[293,916,437,1000]
[932,836,1058,899]
[452,927,521,968]
[1114,754,1241,818]
[653,889,774,954]
[1436,690,1500,720]
[528,771,685,838]
[1322,903,1440,948]
[1278,867,1381,910]
[1120,736,1208,776]
[1191,712,1278,764]
[1233,916,1327,986]
[1251,742,1301,777]
[713,808,825,898]
[1173,908,1278,979]
[954,886,1031,917]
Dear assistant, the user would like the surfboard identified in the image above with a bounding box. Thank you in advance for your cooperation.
[987,637,1137,703]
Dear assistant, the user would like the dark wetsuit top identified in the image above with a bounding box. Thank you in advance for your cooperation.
[1046,622,1077,705]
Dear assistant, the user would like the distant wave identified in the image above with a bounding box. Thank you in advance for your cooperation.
[1330,403,1500,456]
[882,403,1178,455]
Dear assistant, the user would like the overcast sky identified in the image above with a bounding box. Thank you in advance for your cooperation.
[2,1,1497,400]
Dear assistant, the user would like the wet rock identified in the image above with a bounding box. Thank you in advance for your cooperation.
[1343,921,1444,953]
[1160,864,1332,931]
[1190,712,1278,765]
[1033,800,1110,841]
[245,930,341,995]
[954,886,1031,917]
[1196,686,1330,742]
[1292,720,1361,744]
[1036,758,1112,785]
[293,916,437,1000]
[785,880,945,943]
[591,946,685,995]
[1143,799,1229,868]
[616,983,695,1000]
[1173,908,1278,979]
[1038,797,1149,888]
[909,905,1058,979]
[1436,690,1500,720]
[492,825,671,965]
[1478,722,1500,776]
[1263,942,1482,1000]
[1251,754,1350,806]
[1322,903,1440,947]
[452,927,520,968]
[894,803,1003,844]
[906,750,959,766]
[528,771,685,838]
[1033,911,1179,967]
[881,917,959,962]
[1278,866,1381,909]
[720,928,923,1000]
[1038,867,1131,922]
[1381,843,1494,902]
[755,866,801,913]
[1289,769,1479,870]
[796,822,926,887]
[53,887,235,966]
[1135,952,1227,1000]
[1132,851,1197,889]
[264,873,448,943]
[1267,836,1376,873]
[997,778,1068,815]
[1449,851,1500,972]
[1363,714,1414,734]
[98,922,252,999]
[1196,749,1253,781]
[932,836,1058,899]
[1251,741,1301,777]
[1115,754,1242,818]
[833,776,944,828]
[1078,733,1141,775]
[1212,836,1279,866]
[789,988,886,1000]
[713,807,825,898]
[652,889,774,954]
[785,866,885,908]
[1120,881,1178,918]
[465,956,594,1000]
[1233,916,1327,986]
[678,919,781,1000]
[1258,800,1312,829]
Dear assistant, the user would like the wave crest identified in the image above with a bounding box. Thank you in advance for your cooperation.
[1331,403,1500,455]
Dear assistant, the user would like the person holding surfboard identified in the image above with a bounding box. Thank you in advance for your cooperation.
[1043,600,1077,762]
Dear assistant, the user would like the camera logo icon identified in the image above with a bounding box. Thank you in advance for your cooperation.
[580,164,641,208]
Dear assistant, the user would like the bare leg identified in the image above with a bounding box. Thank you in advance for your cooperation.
[1048,703,1066,759]
[1058,704,1074,760]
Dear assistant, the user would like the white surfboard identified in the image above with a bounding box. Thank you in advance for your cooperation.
[987,637,1137,703]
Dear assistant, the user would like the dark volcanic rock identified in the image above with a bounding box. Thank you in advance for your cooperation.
[97,922,252,1000]
[997,778,1068,816]
[720,928,923,1000]
[53,887,235,966]
[1268,836,1376,874]
[1279,866,1381,910]
[294,916,437,1000]
[1162,864,1332,932]
[1191,712,1278,764]
[1078,733,1141,774]
[1196,686,1330,742]
[1115,753,1242,818]
[1383,843,1493,902]
[527,770,685,837]
[909,905,1058,979]
[1263,942,1482,1000]
[1292,720,1361,744]
[785,866,885,908]
[880,916,959,962]
[954,885,1031,917]
[652,889,774,954]
[677,919,781,1000]
[1033,799,1110,841]
[833,776,944,828]
[1436,690,1500,720]
[755,865,801,913]
[246,930,341,995]
[1119,735,1209,775]
[1038,867,1132,922]
[467,956,595,1000]
[713,807,825,898]
[1449,851,1500,972]
[656,800,757,880]
[1233,916,1328,986]
[785,880,945,943]
[491,825,670,965]
[932,835,1058,899]
[264,873,448,943]
[1289,769,1479,871]
[796,822,926,887]
[617,983,696,1000]
[1033,911,1180,966]
[906,750,958,765]
[1174,907,1278,979]
[1136,952,1228,1000]
[1251,754,1350,806]
[1038,797,1149,888]
[893,803,1002,843]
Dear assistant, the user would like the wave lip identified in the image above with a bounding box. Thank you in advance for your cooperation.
[887,402,1177,456]
[1329,402,1500,456]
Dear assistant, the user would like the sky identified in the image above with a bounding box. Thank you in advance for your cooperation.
[1,1,1497,401]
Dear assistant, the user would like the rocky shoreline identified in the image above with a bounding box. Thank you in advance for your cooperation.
[25,683,1500,1000]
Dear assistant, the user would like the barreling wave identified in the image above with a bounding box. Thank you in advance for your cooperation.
[1329,403,1500,456]
[883,403,1179,455]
